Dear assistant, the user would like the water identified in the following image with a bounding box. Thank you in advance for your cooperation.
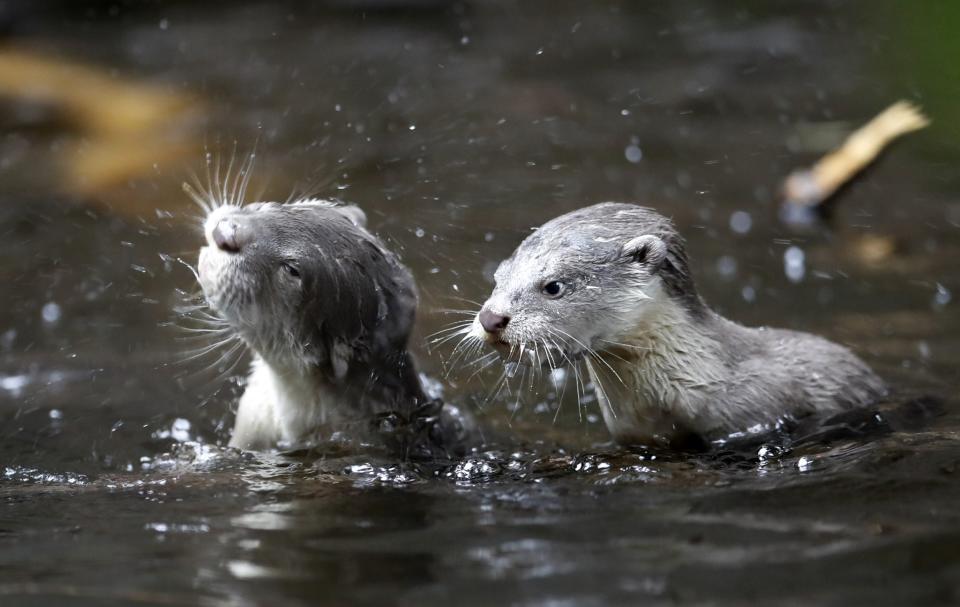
[2,1,960,605]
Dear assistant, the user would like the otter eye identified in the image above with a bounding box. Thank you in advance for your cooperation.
[281,262,301,279]
[542,281,565,298]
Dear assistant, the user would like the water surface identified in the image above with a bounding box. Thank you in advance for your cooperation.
[1,1,959,605]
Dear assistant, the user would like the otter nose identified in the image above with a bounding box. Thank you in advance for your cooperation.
[212,218,245,253]
[479,309,510,334]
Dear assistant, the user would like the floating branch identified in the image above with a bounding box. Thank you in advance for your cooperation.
[781,100,930,222]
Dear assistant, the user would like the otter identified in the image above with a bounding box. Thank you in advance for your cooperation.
[196,198,470,456]
[468,203,887,447]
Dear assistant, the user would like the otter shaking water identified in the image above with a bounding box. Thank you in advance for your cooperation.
[469,203,887,447]
[196,198,469,456]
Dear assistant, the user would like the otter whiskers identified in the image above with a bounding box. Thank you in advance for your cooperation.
[183,144,259,225]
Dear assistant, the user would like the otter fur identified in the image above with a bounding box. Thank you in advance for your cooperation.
[470,203,887,447]
[196,199,469,455]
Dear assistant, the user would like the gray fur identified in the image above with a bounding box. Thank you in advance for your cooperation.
[472,202,887,446]
[198,199,469,453]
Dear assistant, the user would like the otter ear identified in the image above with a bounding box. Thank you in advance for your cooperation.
[336,205,367,228]
[622,235,667,271]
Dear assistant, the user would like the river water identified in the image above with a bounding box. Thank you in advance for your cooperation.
[1,1,959,605]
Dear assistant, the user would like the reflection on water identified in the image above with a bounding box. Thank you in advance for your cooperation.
[1,1,959,605]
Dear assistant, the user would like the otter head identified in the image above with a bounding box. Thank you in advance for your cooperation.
[198,199,417,379]
[471,203,702,363]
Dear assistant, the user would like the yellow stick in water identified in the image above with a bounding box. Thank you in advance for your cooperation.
[782,100,930,209]
[0,49,200,198]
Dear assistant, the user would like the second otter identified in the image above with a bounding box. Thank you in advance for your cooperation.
[470,203,887,447]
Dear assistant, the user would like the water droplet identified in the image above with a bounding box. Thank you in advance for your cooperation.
[0,374,29,397]
[41,302,61,324]
[933,283,951,307]
[783,246,805,283]
[549,367,567,388]
[153,418,193,443]
[624,144,643,163]
[172,418,191,438]
[716,255,737,278]
[159,18,169,30]
[1,329,15,351]
[414,227,425,238]
[757,444,783,461]
[729,210,752,234]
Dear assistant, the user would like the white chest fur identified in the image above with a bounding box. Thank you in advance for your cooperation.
[229,357,345,450]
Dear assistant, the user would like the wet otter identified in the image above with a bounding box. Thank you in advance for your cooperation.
[469,203,887,447]
[196,199,470,456]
